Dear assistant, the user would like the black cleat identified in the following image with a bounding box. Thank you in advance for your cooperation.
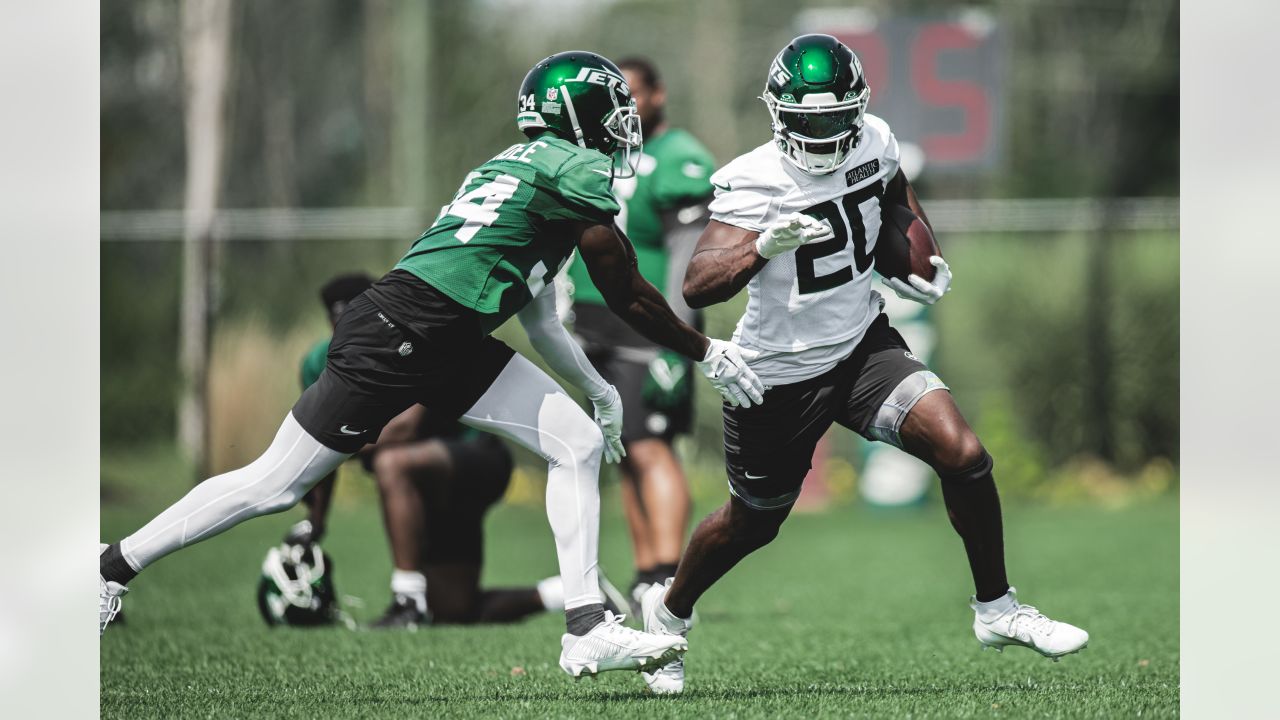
[369,594,428,631]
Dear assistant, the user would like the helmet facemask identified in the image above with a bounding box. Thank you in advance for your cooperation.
[517,52,644,179]
[264,542,327,611]
[603,95,643,179]
[764,86,869,175]
[256,541,349,627]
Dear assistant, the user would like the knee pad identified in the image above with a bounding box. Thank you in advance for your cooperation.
[866,371,949,449]
[939,449,994,484]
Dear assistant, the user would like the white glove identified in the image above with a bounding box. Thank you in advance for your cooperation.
[882,256,953,306]
[755,214,835,259]
[697,339,766,408]
[589,385,626,464]
[283,519,320,546]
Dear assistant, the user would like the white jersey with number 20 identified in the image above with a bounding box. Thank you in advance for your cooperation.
[707,113,901,386]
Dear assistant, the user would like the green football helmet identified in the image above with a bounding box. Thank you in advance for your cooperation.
[256,541,341,627]
[517,51,642,178]
[762,34,871,175]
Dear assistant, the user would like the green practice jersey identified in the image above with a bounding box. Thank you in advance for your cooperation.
[393,136,620,333]
[300,338,329,390]
[569,128,715,305]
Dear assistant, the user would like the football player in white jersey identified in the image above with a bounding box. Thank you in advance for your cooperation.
[637,35,1089,694]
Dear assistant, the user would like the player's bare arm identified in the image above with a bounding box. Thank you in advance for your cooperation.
[681,220,767,309]
[683,214,835,309]
[577,220,764,408]
[884,169,936,239]
[296,403,428,543]
[297,473,335,542]
[880,169,951,304]
[575,221,710,360]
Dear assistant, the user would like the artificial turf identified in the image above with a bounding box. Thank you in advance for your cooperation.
[101,486,1177,718]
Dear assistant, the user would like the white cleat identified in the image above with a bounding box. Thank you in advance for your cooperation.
[99,544,128,636]
[559,610,687,679]
[640,579,694,695]
[972,587,1089,660]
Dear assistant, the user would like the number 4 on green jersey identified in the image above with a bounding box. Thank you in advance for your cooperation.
[394,135,621,333]
[442,172,521,243]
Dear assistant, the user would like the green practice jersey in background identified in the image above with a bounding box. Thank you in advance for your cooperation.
[393,135,620,333]
[568,128,715,304]
[300,338,329,390]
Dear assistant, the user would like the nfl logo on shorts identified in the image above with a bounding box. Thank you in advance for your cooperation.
[398,342,413,357]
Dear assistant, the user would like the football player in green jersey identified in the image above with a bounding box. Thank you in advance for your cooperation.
[564,58,715,615]
[99,51,763,680]
[270,273,628,630]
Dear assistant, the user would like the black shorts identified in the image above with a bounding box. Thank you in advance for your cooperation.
[722,314,948,511]
[422,433,513,566]
[575,304,693,444]
[292,289,515,453]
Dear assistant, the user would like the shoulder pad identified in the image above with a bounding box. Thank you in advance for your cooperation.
[709,142,780,194]
[859,114,894,154]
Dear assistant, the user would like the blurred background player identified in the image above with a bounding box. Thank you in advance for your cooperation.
[281,273,627,630]
[563,57,716,612]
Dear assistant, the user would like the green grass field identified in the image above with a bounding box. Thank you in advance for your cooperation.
[101,483,1177,718]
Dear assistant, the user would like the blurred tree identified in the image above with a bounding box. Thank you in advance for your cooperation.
[391,0,432,208]
[362,0,394,203]
[101,1,185,210]
[179,0,233,480]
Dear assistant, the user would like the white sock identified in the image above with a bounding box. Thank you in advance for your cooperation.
[537,576,565,611]
[654,593,692,633]
[975,589,1017,622]
[391,569,427,613]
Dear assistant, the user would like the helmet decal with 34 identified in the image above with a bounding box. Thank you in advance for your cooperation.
[517,51,643,179]
[762,34,871,176]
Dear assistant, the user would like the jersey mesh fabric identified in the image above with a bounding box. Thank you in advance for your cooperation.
[568,128,715,303]
[708,114,901,386]
[393,136,619,333]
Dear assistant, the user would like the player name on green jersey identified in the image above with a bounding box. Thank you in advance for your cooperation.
[393,135,620,333]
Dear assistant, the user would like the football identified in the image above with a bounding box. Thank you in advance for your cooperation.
[875,203,940,281]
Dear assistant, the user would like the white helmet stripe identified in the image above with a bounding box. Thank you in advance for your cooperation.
[559,84,588,149]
